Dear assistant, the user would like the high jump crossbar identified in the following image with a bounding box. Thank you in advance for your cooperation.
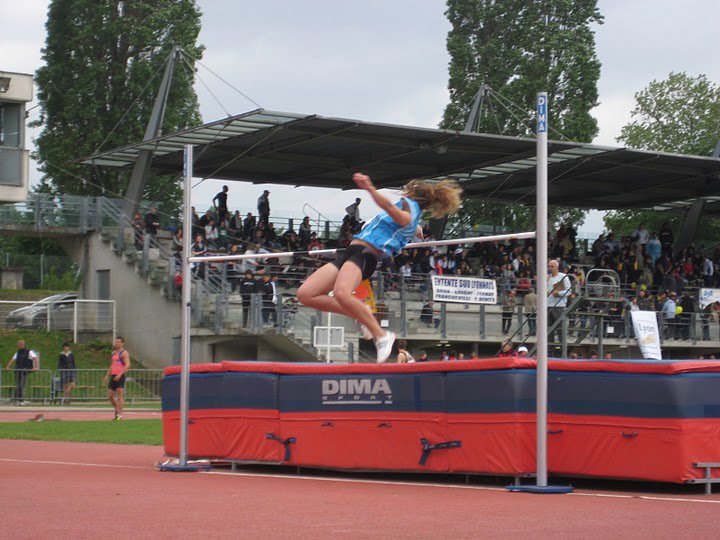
[187,231,536,264]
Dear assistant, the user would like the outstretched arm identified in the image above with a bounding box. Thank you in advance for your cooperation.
[353,173,411,228]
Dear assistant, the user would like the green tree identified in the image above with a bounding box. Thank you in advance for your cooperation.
[606,72,720,245]
[442,0,603,231]
[617,72,720,156]
[33,0,204,211]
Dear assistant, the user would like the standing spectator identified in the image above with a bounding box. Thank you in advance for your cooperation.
[502,289,516,335]
[547,259,572,342]
[633,223,649,246]
[260,273,276,326]
[103,336,130,421]
[661,292,677,340]
[299,216,313,247]
[416,350,429,362]
[659,222,674,257]
[524,287,537,336]
[703,255,714,287]
[132,212,145,249]
[5,339,38,405]
[646,233,662,265]
[144,207,160,246]
[204,219,219,249]
[240,270,257,327]
[212,185,229,223]
[58,342,76,405]
[226,244,243,293]
[257,189,270,226]
[345,197,362,231]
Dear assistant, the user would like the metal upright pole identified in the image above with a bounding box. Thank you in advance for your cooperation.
[179,144,194,467]
[535,92,549,488]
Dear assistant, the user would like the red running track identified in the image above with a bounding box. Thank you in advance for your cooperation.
[1,439,720,539]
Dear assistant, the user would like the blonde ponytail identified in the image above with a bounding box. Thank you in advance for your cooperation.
[404,179,462,218]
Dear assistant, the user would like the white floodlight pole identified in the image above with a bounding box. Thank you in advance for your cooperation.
[535,92,549,487]
[179,144,194,467]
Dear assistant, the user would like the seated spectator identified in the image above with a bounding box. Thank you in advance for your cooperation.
[204,219,219,249]
[498,340,515,357]
[242,212,256,240]
[516,345,529,357]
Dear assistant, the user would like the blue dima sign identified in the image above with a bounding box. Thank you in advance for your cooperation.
[537,95,547,133]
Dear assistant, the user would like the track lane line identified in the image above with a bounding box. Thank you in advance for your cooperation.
[3,456,720,504]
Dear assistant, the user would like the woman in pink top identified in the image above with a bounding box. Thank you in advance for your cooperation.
[104,336,130,420]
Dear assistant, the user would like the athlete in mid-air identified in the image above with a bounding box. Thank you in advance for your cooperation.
[297,172,461,363]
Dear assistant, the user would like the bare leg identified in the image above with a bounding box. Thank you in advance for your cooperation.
[116,388,125,417]
[298,262,384,339]
[332,262,384,340]
[107,389,117,413]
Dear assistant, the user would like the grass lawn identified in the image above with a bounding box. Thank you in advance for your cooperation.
[0,290,73,302]
[0,419,162,445]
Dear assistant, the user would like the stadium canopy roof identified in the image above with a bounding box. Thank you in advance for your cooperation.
[80,108,720,211]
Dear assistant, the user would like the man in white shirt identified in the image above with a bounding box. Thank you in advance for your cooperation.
[547,259,572,343]
[633,224,649,246]
[703,256,714,287]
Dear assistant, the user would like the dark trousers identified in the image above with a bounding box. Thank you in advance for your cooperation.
[242,300,250,327]
[548,307,565,342]
[502,312,512,334]
[527,313,536,335]
[14,369,30,402]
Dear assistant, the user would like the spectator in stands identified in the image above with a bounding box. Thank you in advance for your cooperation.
[173,269,182,297]
[659,222,674,256]
[646,233,662,265]
[633,223,649,246]
[345,197,362,231]
[240,270,257,327]
[5,339,38,405]
[502,288,516,335]
[58,342,76,405]
[191,234,207,279]
[171,228,183,256]
[524,287,537,336]
[396,340,415,363]
[104,336,130,421]
[517,345,529,357]
[144,207,160,246]
[679,293,695,340]
[420,301,439,328]
[226,244,243,293]
[257,190,271,226]
[260,273,276,326]
[132,212,145,249]
[204,219,219,249]
[703,255,714,287]
[243,212,257,240]
[548,259,572,342]
[498,340,515,357]
[661,292,677,339]
[212,185,229,223]
[299,216,312,247]
[416,350,429,362]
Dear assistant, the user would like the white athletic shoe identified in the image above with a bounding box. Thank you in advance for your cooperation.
[375,331,396,364]
[358,322,373,340]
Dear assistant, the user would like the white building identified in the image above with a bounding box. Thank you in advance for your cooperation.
[0,70,32,203]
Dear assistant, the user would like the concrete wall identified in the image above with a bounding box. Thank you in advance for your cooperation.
[78,233,180,369]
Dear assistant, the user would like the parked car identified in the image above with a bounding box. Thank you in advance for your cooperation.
[5,292,78,330]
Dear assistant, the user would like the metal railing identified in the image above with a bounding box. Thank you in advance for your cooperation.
[0,368,163,404]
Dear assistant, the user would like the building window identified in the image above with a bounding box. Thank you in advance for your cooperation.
[0,103,21,147]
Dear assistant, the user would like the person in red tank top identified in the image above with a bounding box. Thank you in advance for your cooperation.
[104,336,130,420]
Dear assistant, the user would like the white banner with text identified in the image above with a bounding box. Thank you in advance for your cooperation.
[431,275,498,304]
[631,310,662,360]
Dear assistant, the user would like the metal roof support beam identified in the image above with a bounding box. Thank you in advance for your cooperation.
[122,46,180,219]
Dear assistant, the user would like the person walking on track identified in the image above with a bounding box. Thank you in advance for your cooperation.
[104,336,130,421]
[297,172,461,363]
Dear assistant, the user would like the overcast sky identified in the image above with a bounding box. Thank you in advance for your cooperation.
[3,0,720,234]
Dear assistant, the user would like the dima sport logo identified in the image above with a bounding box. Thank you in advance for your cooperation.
[321,378,393,405]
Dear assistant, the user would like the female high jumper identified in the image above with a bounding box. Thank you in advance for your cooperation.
[297,172,462,363]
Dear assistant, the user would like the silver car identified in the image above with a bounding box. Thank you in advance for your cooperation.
[5,292,78,330]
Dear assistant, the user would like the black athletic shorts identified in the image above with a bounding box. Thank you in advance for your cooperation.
[108,374,126,391]
[331,244,378,280]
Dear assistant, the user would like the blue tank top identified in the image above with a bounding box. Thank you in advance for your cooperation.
[353,197,421,257]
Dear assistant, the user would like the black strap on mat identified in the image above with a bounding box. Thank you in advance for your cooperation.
[266,433,296,462]
[419,438,462,466]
